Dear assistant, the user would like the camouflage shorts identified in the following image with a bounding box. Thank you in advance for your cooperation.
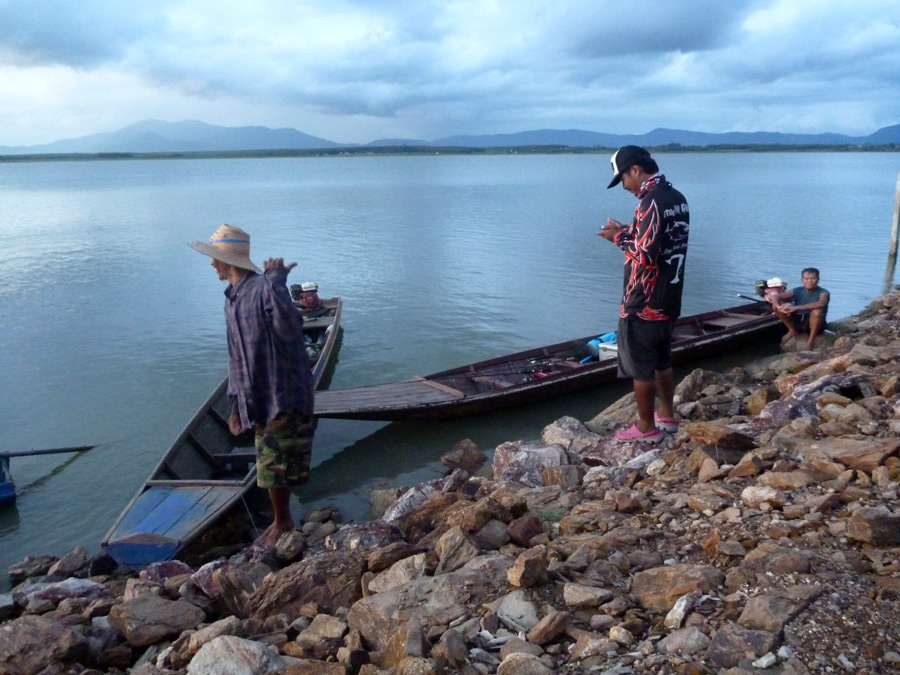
[255,408,316,489]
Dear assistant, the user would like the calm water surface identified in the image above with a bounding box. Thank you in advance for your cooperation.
[1,152,898,575]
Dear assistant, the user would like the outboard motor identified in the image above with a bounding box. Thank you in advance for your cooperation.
[296,281,321,310]
[755,276,787,304]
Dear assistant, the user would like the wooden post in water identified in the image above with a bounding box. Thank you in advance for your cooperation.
[892,172,900,256]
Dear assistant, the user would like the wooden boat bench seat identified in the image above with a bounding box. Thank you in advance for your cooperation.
[413,376,465,398]
[212,447,256,468]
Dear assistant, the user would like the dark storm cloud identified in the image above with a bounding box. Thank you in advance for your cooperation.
[0,0,898,145]
[0,0,168,67]
[563,1,755,57]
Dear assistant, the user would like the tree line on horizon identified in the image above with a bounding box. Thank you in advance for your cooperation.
[2,142,899,163]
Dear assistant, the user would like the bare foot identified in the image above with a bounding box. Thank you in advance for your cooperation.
[781,330,797,344]
[254,522,295,547]
[805,337,817,350]
[264,523,295,547]
[253,523,276,547]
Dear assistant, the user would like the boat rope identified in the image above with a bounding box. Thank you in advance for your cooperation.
[240,493,261,538]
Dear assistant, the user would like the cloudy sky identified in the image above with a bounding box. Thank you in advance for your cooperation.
[1,0,898,146]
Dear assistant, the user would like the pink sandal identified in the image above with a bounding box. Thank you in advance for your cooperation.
[615,423,663,443]
[654,413,678,433]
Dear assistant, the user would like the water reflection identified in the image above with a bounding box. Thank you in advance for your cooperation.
[0,507,21,539]
[13,451,92,502]
[0,152,895,569]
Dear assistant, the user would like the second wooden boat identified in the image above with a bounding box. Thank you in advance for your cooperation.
[314,300,779,421]
[0,445,96,509]
[102,295,342,567]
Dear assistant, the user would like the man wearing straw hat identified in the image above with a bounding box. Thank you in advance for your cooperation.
[190,224,315,547]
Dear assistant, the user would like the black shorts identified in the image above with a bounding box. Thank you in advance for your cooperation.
[791,312,826,335]
[617,317,675,382]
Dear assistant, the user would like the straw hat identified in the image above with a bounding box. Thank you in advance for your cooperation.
[189,224,261,273]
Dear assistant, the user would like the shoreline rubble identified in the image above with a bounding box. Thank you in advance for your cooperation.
[3,291,900,675]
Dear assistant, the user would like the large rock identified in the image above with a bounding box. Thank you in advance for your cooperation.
[368,553,429,594]
[525,610,569,646]
[381,479,444,523]
[541,416,601,455]
[0,614,89,675]
[13,577,109,611]
[740,542,810,574]
[764,372,879,423]
[108,592,206,647]
[582,446,666,486]
[384,491,464,544]
[507,546,548,588]
[247,549,367,620]
[737,585,823,632]
[706,621,778,668]
[798,436,900,473]
[581,436,662,469]
[445,496,513,532]
[681,421,757,451]
[6,554,58,584]
[186,616,242,658]
[493,441,570,486]
[490,588,542,632]
[440,438,487,473]
[211,561,272,618]
[187,635,294,674]
[347,554,512,650]
[323,520,405,552]
[497,651,554,675]
[46,545,88,578]
[631,564,725,612]
[434,525,480,574]
[847,506,900,545]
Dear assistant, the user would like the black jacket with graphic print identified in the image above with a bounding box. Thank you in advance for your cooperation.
[614,176,690,321]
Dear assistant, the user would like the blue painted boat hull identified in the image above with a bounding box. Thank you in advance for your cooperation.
[0,481,16,508]
[103,483,244,567]
[0,457,15,508]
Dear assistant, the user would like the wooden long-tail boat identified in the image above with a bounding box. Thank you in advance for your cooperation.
[0,445,96,509]
[102,295,341,567]
[314,300,779,422]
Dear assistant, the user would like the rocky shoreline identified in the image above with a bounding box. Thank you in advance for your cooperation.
[3,292,900,675]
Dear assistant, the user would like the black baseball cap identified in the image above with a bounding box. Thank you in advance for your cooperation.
[607,145,653,189]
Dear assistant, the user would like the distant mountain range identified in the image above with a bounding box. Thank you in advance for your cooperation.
[1,119,899,156]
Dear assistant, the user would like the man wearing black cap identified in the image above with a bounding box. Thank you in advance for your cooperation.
[598,146,690,442]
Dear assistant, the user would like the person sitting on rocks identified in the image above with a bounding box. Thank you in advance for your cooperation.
[768,267,829,350]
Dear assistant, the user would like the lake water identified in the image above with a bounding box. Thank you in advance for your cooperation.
[1,151,898,575]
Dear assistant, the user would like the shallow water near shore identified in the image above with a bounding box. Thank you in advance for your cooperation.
[0,151,897,578]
